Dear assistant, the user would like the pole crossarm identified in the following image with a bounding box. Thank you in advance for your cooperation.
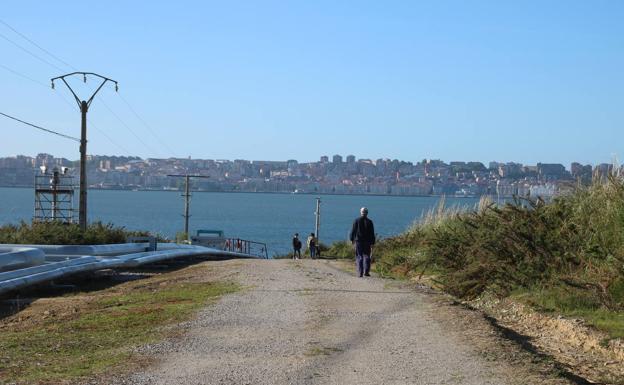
[51,72,119,109]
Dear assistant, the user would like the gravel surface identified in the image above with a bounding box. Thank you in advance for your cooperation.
[120,259,572,385]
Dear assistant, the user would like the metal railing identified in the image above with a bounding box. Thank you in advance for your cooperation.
[222,238,269,259]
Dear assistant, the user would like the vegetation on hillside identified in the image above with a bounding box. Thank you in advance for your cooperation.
[327,177,624,338]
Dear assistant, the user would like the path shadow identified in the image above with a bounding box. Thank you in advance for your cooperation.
[479,311,596,385]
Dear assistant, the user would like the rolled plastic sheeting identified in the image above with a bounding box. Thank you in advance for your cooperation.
[0,247,45,271]
[0,244,258,295]
[0,256,127,295]
[0,243,149,257]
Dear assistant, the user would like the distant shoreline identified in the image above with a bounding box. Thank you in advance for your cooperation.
[0,185,488,199]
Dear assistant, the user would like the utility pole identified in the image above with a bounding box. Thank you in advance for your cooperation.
[314,197,321,245]
[51,72,118,231]
[167,174,209,240]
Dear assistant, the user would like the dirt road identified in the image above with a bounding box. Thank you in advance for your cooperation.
[123,259,572,385]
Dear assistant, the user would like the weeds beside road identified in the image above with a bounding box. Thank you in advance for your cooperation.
[334,177,624,341]
[0,264,238,384]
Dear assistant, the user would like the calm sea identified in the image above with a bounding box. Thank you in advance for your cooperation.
[0,187,480,256]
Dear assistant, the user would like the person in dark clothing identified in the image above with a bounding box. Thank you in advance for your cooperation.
[292,233,302,259]
[349,207,375,277]
[307,232,317,258]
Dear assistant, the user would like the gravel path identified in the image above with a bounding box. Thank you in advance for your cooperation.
[122,259,570,385]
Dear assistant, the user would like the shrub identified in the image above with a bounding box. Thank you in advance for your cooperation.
[0,221,151,245]
[371,177,624,310]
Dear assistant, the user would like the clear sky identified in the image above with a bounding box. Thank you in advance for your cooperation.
[1,1,623,166]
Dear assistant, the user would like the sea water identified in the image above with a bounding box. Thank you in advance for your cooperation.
[0,187,480,256]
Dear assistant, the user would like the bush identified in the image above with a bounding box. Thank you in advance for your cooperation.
[372,178,624,311]
[323,240,353,259]
[0,221,151,245]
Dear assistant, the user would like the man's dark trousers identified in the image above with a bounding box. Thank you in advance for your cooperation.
[355,242,372,277]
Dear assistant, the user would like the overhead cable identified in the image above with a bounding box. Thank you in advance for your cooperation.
[0,19,77,71]
[1,20,171,158]
[118,93,178,157]
[0,111,80,142]
[0,30,64,72]
[0,62,48,87]
[97,95,162,157]
[0,61,132,154]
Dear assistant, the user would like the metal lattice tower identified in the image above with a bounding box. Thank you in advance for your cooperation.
[34,166,75,223]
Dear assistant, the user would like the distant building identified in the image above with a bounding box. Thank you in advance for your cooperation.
[489,161,501,170]
[332,154,343,164]
[537,163,567,180]
[496,179,516,197]
[571,162,592,182]
[530,183,557,198]
[595,163,613,178]
[346,155,356,163]
[498,162,523,178]
[320,156,329,163]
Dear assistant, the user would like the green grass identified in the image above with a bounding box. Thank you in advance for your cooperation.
[514,286,624,339]
[0,281,239,383]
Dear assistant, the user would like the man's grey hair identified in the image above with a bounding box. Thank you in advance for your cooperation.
[360,207,368,215]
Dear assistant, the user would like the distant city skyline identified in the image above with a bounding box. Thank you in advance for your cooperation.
[1,1,623,166]
[0,151,620,170]
[1,152,601,198]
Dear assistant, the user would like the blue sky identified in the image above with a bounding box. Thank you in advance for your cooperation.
[1,1,623,166]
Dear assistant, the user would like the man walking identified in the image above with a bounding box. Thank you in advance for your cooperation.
[349,207,375,277]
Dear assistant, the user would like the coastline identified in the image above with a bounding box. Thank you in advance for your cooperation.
[0,185,489,199]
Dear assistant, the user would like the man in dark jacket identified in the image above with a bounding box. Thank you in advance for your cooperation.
[349,207,375,277]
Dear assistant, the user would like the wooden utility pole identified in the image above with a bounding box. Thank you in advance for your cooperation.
[314,197,321,245]
[167,174,209,240]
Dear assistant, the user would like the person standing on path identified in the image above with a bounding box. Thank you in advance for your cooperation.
[349,207,375,277]
[307,232,316,259]
[292,233,302,259]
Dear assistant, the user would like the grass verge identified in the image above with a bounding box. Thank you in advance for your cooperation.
[0,272,238,384]
[514,287,624,340]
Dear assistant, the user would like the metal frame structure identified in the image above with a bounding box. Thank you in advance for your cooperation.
[34,167,75,223]
[51,72,118,230]
[221,238,269,259]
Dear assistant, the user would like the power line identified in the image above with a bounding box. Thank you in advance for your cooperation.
[118,93,178,158]
[55,93,132,155]
[0,62,48,87]
[0,19,77,71]
[97,95,162,158]
[0,61,132,154]
[0,30,64,72]
[0,111,80,142]
[1,20,175,158]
